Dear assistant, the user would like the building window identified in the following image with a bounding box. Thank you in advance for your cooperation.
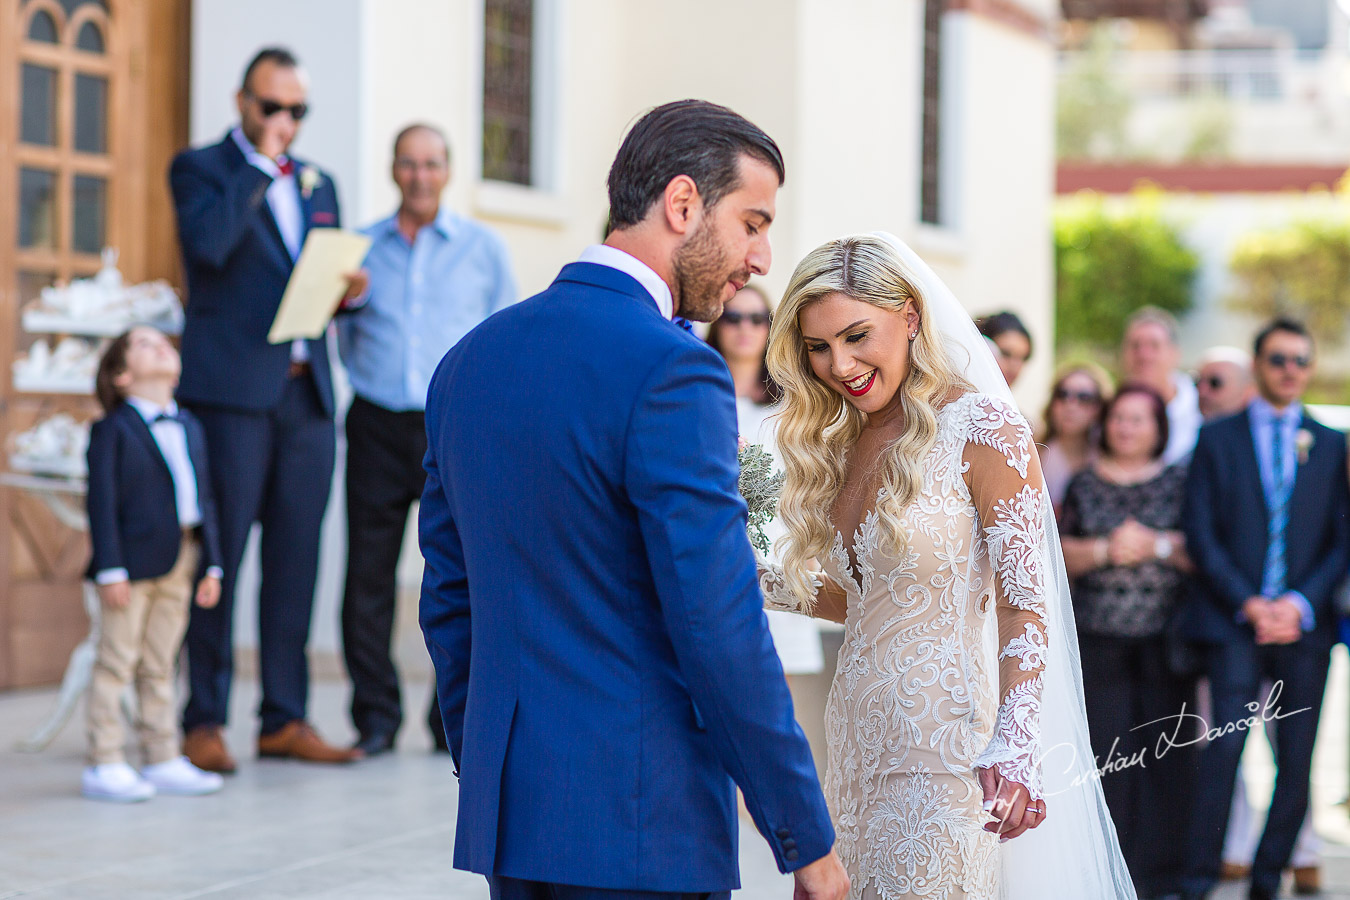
[920,0,944,226]
[482,0,534,186]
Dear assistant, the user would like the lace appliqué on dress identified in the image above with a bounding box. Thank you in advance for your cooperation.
[972,676,1044,800]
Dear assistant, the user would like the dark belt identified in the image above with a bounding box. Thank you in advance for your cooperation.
[287,361,312,379]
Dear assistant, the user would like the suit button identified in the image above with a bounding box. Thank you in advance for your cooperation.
[783,838,797,851]
[785,849,799,862]
[776,827,791,839]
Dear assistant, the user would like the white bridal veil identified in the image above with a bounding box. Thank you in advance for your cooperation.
[871,232,1137,900]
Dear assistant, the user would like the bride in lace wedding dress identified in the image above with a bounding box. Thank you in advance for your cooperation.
[758,234,1135,899]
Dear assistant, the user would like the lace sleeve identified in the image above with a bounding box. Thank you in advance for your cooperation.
[756,552,822,615]
[962,397,1049,800]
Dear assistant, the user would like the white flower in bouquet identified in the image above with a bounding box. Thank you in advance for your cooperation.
[737,440,785,555]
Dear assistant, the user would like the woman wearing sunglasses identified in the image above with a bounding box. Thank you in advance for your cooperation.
[1039,362,1113,520]
[706,285,824,683]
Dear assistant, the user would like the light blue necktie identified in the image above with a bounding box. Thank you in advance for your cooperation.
[1262,415,1292,597]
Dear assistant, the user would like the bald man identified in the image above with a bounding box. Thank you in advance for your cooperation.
[1196,346,1256,422]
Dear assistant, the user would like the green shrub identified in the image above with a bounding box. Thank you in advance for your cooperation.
[1054,191,1198,356]
[1229,216,1350,348]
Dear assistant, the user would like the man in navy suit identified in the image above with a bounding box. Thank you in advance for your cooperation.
[1180,318,1350,900]
[170,47,364,771]
[420,101,847,899]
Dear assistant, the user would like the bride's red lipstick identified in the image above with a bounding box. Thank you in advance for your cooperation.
[843,370,876,396]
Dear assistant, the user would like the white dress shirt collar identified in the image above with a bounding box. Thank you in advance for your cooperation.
[125,395,178,423]
[577,244,673,321]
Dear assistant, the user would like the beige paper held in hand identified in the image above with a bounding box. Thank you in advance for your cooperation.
[267,229,373,343]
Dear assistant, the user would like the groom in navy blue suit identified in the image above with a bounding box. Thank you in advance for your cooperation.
[170,48,364,770]
[420,101,846,899]
[1180,318,1350,900]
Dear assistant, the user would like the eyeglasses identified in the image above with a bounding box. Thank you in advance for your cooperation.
[1263,353,1311,370]
[1197,375,1225,390]
[720,311,770,327]
[249,93,308,121]
[1052,388,1101,405]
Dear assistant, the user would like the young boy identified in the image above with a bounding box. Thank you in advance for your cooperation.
[83,326,226,801]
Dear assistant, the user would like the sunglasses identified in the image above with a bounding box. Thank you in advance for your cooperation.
[1263,353,1311,370]
[249,93,309,121]
[1053,388,1101,405]
[720,311,770,327]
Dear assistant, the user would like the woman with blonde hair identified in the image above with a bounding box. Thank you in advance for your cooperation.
[758,233,1133,899]
[1039,362,1113,518]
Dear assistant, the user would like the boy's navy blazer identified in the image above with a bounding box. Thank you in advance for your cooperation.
[85,402,223,582]
[169,131,341,417]
[1181,406,1350,649]
[419,262,834,890]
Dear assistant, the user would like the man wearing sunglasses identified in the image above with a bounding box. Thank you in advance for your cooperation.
[169,46,365,773]
[1179,318,1349,900]
[1195,345,1255,422]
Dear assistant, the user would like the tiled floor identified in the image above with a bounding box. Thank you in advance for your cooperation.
[5,650,1350,898]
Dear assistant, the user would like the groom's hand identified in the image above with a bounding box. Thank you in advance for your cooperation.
[792,850,849,900]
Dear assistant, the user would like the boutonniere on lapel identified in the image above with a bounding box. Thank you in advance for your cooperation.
[298,165,322,200]
[1295,428,1314,465]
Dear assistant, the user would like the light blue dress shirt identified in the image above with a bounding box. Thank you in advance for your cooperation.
[1247,396,1314,630]
[337,208,516,412]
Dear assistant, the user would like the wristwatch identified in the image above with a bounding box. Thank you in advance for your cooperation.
[1154,535,1173,560]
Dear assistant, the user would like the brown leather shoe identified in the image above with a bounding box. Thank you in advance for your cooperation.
[1219,862,1250,881]
[1292,865,1320,895]
[183,725,237,774]
[257,721,363,763]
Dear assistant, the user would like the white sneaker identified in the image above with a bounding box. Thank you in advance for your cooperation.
[140,756,224,796]
[82,762,156,802]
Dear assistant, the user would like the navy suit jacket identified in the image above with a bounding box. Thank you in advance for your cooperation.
[1181,407,1350,649]
[170,132,341,416]
[86,402,223,582]
[418,263,834,890]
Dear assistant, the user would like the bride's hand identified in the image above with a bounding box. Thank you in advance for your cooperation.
[977,765,1046,840]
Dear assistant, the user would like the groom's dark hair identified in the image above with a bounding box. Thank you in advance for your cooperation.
[606,100,785,230]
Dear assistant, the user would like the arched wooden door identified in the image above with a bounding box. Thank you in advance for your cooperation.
[0,0,188,689]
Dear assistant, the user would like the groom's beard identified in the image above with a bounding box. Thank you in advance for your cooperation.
[672,220,748,323]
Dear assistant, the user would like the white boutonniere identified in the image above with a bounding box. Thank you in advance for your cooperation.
[298,165,322,200]
[1296,428,1314,465]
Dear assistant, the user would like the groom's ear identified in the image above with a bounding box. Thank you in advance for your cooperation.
[662,174,700,236]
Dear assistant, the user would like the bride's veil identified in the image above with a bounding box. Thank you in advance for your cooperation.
[871,232,1137,899]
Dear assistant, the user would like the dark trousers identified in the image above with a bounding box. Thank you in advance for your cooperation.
[488,876,728,900]
[1079,633,1197,898]
[182,373,336,735]
[341,396,442,743]
[1181,639,1331,897]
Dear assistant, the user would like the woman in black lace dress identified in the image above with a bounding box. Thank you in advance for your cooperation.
[1060,384,1195,900]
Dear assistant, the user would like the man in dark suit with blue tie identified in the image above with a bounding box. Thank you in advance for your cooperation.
[420,100,847,900]
[169,47,364,771]
[1180,318,1350,900]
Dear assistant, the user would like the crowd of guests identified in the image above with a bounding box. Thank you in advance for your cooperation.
[1010,307,1344,900]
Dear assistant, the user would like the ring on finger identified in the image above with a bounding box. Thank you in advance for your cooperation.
[1025,806,1043,814]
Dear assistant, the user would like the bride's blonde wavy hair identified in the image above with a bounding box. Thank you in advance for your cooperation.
[766,235,974,607]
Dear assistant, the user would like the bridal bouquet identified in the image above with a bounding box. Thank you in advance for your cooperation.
[737,440,785,554]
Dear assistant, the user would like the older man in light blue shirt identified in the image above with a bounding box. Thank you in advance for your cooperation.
[336,124,515,757]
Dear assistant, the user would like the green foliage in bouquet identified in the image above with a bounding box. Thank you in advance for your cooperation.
[738,442,785,555]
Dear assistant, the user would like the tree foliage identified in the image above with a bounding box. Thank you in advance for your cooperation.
[1054,192,1198,355]
[1057,27,1132,160]
[1229,216,1350,348]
